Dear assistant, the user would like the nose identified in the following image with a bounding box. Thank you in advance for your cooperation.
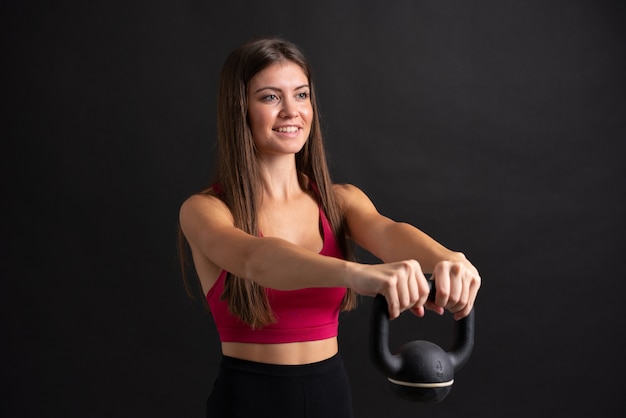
[279,98,298,118]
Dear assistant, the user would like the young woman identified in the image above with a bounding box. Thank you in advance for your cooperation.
[178,36,481,418]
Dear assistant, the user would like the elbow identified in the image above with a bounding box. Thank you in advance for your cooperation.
[240,238,265,283]
[240,237,286,289]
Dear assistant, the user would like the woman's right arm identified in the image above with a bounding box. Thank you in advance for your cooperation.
[179,193,355,291]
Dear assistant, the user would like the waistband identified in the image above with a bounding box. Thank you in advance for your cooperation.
[220,353,343,377]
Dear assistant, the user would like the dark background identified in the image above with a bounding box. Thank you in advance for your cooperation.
[3,1,625,417]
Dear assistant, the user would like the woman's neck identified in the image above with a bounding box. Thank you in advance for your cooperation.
[257,156,306,201]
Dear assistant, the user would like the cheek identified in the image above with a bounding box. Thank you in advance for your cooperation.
[302,104,314,123]
[247,107,269,134]
[247,114,260,134]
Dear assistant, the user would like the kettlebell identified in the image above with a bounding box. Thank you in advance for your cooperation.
[369,281,475,402]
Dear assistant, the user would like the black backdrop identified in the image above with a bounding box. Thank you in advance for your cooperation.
[3,1,625,417]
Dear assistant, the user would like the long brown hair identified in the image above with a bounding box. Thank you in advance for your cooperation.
[179,36,356,328]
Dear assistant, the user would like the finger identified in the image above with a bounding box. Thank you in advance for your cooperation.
[449,280,469,316]
[416,269,430,308]
[447,264,467,313]
[453,274,481,320]
[385,278,400,320]
[459,273,471,309]
[397,261,413,311]
[406,262,420,310]
[409,305,425,317]
[432,262,451,309]
[410,259,429,308]
[447,262,465,310]
[424,300,444,315]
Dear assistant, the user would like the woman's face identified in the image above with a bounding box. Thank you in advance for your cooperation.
[247,61,313,157]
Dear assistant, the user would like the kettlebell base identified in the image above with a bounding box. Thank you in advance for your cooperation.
[388,379,453,403]
[388,377,454,388]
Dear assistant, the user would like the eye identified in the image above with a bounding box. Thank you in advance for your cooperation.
[296,91,310,100]
[261,94,279,102]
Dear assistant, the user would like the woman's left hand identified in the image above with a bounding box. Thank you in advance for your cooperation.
[410,257,481,320]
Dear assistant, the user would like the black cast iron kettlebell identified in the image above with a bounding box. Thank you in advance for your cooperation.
[370,281,475,402]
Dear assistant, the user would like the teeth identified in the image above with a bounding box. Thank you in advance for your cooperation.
[276,126,299,133]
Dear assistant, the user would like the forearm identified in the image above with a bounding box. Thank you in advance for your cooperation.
[367,222,467,273]
[242,236,356,290]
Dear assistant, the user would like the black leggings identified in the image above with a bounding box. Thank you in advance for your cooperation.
[206,353,354,418]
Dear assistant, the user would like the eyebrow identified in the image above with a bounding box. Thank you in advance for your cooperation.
[252,84,310,94]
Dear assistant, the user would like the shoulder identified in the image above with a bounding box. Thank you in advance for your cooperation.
[333,183,362,200]
[179,191,233,228]
[332,183,377,213]
[333,183,370,203]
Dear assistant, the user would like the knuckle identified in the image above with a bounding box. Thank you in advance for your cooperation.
[450,301,464,312]
[437,287,450,300]
[400,259,414,272]
[474,275,482,287]
[401,259,420,273]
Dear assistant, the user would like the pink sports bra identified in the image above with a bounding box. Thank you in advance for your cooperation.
[206,204,347,344]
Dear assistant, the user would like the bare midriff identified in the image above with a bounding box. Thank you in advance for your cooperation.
[221,337,339,365]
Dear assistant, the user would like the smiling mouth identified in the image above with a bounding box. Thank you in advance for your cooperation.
[274,126,300,133]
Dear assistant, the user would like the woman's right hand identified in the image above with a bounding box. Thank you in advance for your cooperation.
[348,260,431,320]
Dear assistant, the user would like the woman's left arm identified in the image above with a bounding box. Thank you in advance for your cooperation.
[335,183,481,319]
